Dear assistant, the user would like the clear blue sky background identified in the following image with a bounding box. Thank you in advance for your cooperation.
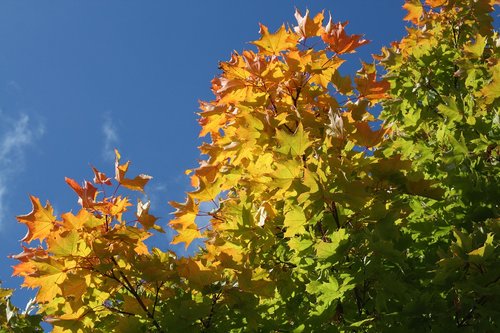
[0,0,408,309]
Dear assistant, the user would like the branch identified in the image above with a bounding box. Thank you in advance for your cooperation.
[110,256,162,331]
[152,281,165,319]
[201,291,222,331]
[330,201,341,230]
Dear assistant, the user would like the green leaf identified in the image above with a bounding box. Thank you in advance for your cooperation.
[463,34,487,58]
[437,96,463,123]
[283,205,306,237]
[275,123,311,157]
[315,228,348,260]
[47,230,79,256]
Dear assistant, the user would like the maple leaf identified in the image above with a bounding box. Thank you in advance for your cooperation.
[309,51,345,88]
[136,200,158,230]
[114,149,152,192]
[283,205,306,237]
[480,62,500,103]
[17,196,57,243]
[91,166,112,185]
[275,123,312,156]
[109,196,132,218]
[251,24,299,56]
[60,210,87,230]
[61,209,103,230]
[425,0,447,6]
[321,17,369,54]
[171,227,202,249]
[47,230,79,256]
[65,178,98,208]
[23,258,68,303]
[12,260,36,278]
[294,9,324,39]
[354,62,390,102]
[331,70,353,94]
[351,122,389,148]
[177,258,221,288]
[403,0,424,24]
[61,275,87,300]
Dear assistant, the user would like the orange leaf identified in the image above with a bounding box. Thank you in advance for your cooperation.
[293,9,324,39]
[120,174,153,192]
[403,0,424,24]
[17,196,57,243]
[354,63,390,102]
[425,0,447,6]
[65,178,98,208]
[61,210,87,230]
[321,17,369,54]
[114,149,152,192]
[23,259,67,303]
[91,166,112,185]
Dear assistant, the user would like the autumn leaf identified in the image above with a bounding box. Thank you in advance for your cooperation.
[321,16,369,54]
[47,230,79,256]
[403,0,424,24]
[425,0,447,7]
[463,34,487,58]
[23,259,68,303]
[171,227,202,249]
[251,24,298,56]
[351,122,389,147]
[136,200,158,230]
[65,178,98,208]
[309,52,344,88]
[283,205,306,237]
[275,123,312,157]
[91,166,112,185]
[293,9,324,39]
[354,62,389,102]
[114,149,152,192]
[480,62,500,103]
[17,196,57,243]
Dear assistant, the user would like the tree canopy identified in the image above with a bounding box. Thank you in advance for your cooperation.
[4,0,499,332]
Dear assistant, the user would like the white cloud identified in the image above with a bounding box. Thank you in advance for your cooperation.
[102,113,119,161]
[0,183,6,226]
[0,112,44,225]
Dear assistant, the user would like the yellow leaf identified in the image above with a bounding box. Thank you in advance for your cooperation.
[480,62,500,103]
[17,195,57,243]
[425,0,447,6]
[252,24,298,56]
[403,0,424,24]
[171,228,202,249]
[23,259,67,303]
[61,275,87,300]
[275,123,312,156]
[115,150,152,192]
[463,34,487,58]
[47,230,79,256]
[283,205,306,237]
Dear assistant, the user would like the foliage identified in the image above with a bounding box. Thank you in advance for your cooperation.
[0,282,42,332]
[8,0,500,332]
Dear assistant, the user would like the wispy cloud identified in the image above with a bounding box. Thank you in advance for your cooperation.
[0,112,44,225]
[102,113,119,161]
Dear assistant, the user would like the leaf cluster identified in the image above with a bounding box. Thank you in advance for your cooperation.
[9,1,500,332]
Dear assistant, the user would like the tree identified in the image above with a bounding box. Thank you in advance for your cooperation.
[8,0,499,331]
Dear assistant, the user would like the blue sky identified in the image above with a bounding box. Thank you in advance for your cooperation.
[0,0,407,308]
